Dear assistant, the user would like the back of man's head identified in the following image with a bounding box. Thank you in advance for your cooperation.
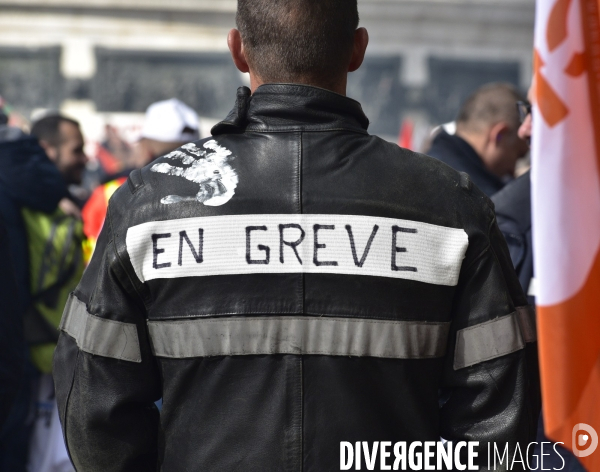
[456,83,523,135]
[237,0,359,90]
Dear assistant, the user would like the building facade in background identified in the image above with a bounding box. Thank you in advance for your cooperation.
[0,0,534,145]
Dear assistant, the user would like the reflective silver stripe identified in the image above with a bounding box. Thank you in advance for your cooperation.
[454,313,524,370]
[60,294,142,363]
[516,306,537,343]
[147,317,451,359]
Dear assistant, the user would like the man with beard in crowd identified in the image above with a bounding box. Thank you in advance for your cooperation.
[31,115,88,211]
[22,114,88,471]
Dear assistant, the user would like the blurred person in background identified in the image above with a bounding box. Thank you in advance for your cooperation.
[78,125,133,204]
[492,87,584,472]
[492,96,534,305]
[427,83,529,197]
[31,115,89,212]
[0,106,71,471]
[100,124,133,174]
[54,0,537,470]
[82,98,199,259]
[22,114,88,472]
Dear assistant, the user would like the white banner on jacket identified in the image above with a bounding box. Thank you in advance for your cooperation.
[126,214,468,286]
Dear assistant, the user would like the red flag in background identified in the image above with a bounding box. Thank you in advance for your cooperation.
[532,0,600,469]
[398,119,414,150]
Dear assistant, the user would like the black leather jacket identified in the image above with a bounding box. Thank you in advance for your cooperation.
[55,84,536,472]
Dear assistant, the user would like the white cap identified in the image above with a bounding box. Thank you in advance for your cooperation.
[141,98,200,143]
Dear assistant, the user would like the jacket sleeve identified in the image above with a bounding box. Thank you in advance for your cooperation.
[439,202,538,468]
[53,199,161,471]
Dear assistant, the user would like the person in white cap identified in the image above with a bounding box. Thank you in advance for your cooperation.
[132,98,200,168]
[82,98,199,258]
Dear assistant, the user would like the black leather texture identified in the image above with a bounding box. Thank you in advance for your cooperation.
[55,84,535,472]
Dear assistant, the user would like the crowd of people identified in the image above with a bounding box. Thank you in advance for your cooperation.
[0,1,585,469]
[2,84,582,472]
[0,97,200,471]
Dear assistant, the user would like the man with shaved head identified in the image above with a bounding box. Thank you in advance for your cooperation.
[429,83,529,196]
[54,1,536,470]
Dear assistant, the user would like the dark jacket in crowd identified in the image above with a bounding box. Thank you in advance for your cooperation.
[492,170,534,304]
[428,129,505,197]
[0,129,68,312]
[55,85,537,471]
[492,169,540,440]
[0,217,23,429]
[0,127,67,471]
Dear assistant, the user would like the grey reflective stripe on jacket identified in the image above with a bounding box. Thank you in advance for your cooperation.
[61,292,534,366]
[454,309,531,370]
[147,317,451,359]
[60,294,142,363]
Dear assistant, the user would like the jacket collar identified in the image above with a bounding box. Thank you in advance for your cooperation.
[212,84,369,135]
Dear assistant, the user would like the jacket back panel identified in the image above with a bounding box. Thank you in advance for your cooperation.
[118,130,469,471]
[55,85,532,472]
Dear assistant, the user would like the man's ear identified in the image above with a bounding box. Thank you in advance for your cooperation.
[39,140,58,162]
[348,28,369,73]
[228,29,250,74]
[489,121,511,145]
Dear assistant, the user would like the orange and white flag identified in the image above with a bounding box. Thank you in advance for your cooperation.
[532,0,600,469]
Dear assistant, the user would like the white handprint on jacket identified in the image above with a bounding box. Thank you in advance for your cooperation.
[151,140,238,207]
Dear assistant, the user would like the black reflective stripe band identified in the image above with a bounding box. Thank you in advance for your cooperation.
[60,294,142,363]
[147,317,451,359]
[454,312,525,370]
[516,306,537,343]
